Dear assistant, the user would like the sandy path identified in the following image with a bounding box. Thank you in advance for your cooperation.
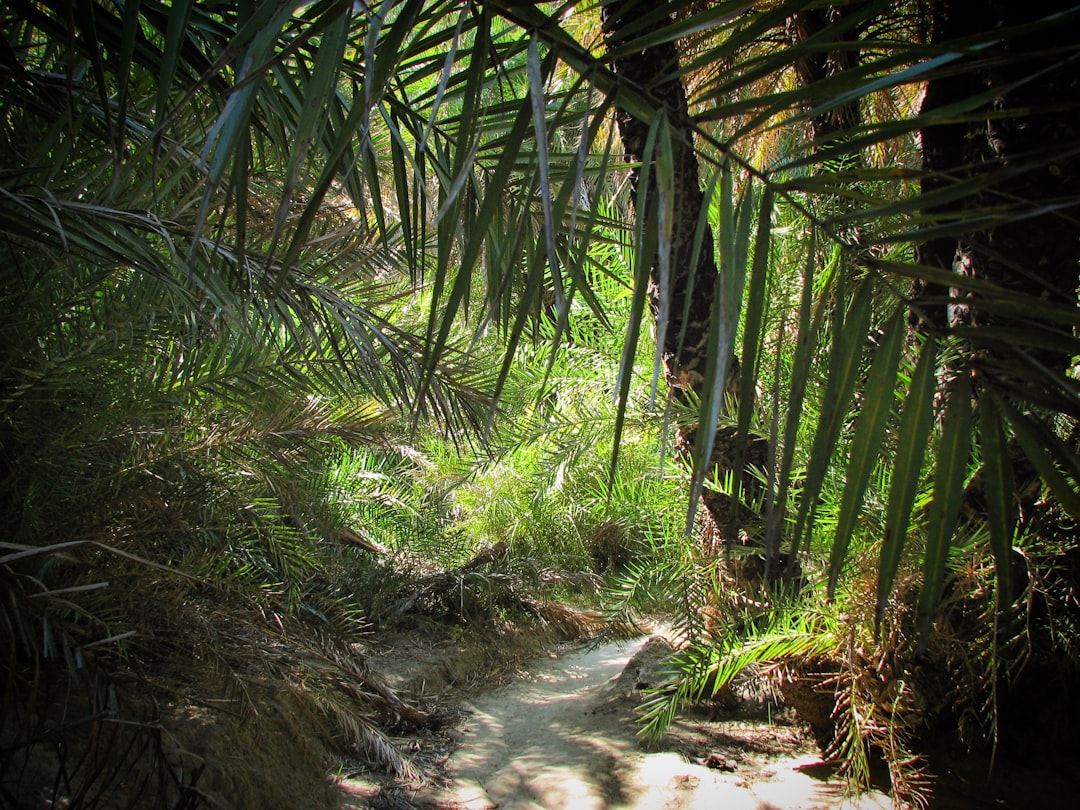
[425,636,892,810]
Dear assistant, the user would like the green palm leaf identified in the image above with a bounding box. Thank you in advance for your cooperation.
[827,306,904,598]
[919,372,973,648]
[876,334,937,626]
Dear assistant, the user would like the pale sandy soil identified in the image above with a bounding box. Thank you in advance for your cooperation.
[343,634,894,809]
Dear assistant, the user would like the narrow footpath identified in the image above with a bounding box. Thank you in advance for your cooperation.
[418,636,892,810]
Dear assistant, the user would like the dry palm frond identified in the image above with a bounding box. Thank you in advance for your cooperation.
[822,639,934,809]
[377,541,606,639]
[147,582,441,793]
[0,529,440,805]
[518,596,607,639]
[0,578,206,807]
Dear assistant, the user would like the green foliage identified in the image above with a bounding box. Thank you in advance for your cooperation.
[453,392,683,578]
[6,0,1076,638]
[635,591,842,745]
[4,0,1080,802]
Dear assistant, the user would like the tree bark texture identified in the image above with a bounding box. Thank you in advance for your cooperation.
[915,0,1080,376]
[601,0,766,550]
[786,3,867,146]
[915,0,1080,538]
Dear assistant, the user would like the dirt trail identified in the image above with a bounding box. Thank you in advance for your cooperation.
[419,635,892,810]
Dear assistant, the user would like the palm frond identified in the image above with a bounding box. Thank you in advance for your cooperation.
[636,604,841,745]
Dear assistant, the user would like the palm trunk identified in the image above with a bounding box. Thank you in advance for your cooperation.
[916,0,1080,359]
[601,0,766,563]
[917,0,1080,510]
[786,3,866,147]
[914,0,1080,757]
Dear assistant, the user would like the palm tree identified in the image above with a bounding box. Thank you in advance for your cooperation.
[905,0,1080,620]
[1,1,499,800]
[596,0,880,582]
[3,0,1079,802]
[599,0,761,565]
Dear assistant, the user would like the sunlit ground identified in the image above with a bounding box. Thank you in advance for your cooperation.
[436,637,891,810]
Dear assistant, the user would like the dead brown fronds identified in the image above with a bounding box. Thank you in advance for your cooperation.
[1,547,207,808]
[0,538,442,808]
[376,544,607,640]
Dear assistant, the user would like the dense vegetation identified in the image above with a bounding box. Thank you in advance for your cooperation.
[2,1,1078,807]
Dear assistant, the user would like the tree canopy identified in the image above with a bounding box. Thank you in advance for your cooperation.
[2,0,1079,805]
